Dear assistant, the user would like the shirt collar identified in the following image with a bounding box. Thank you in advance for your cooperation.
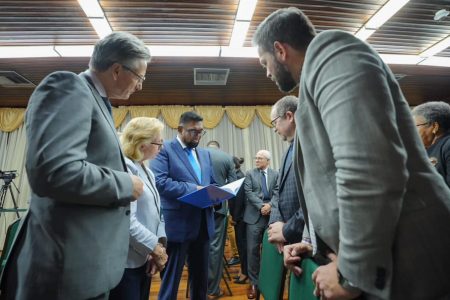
[84,69,107,98]
[177,135,192,150]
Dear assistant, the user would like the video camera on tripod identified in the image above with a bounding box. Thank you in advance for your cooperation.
[0,170,17,184]
[0,170,21,218]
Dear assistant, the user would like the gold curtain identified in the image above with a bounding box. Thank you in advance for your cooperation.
[112,107,129,129]
[129,105,161,119]
[160,105,193,129]
[194,106,224,129]
[255,106,273,127]
[225,106,255,129]
[0,108,25,132]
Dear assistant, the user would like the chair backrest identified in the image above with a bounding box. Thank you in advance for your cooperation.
[0,218,21,272]
[258,229,286,300]
[288,258,320,300]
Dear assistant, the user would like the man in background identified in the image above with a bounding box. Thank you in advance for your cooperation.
[151,111,215,300]
[243,150,279,299]
[206,140,236,299]
[268,95,305,252]
[254,7,450,300]
[0,32,147,300]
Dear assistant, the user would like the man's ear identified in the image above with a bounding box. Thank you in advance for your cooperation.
[111,62,122,81]
[177,125,183,134]
[274,41,288,62]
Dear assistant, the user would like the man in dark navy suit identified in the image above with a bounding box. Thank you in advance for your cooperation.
[268,95,305,250]
[151,111,215,300]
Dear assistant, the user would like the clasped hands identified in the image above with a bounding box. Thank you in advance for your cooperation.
[260,203,271,215]
[146,243,168,276]
[283,243,361,300]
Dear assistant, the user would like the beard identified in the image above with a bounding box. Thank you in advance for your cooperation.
[274,60,298,93]
[186,140,200,148]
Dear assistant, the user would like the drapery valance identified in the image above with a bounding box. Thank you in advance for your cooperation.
[0,105,274,132]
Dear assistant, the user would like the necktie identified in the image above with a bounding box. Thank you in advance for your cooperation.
[185,148,202,182]
[102,96,113,118]
[261,170,269,200]
[283,143,293,177]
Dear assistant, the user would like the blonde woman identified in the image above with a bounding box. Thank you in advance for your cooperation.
[110,117,168,300]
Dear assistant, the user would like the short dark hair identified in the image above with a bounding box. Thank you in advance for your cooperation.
[179,111,203,126]
[233,156,244,169]
[253,7,316,54]
[412,101,450,132]
[89,32,151,72]
[273,95,298,117]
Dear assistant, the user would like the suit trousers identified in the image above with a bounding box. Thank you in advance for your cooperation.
[207,213,227,295]
[109,264,151,300]
[246,215,269,286]
[234,220,247,276]
[158,211,210,300]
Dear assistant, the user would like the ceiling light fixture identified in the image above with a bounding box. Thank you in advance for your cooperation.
[420,35,450,57]
[0,46,59,58]
[149,46,220,57]
[77,0,112,39]
[355,0,410,41]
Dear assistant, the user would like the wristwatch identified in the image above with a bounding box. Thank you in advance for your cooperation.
[337,269,362,294]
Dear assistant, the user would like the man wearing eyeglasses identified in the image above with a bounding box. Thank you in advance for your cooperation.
[0,32,148,300]
[151,111,216,300]
[243,150,279,299]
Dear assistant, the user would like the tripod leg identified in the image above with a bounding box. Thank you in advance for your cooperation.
[8,186,20,218]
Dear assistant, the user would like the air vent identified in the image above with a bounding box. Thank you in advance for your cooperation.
[194,68,230,85]
[394,73,407,81]
[0,71,35,88]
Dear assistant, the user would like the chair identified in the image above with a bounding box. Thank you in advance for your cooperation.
[288,258,319,300]
[0,218,21,273]
[256,229,286,300]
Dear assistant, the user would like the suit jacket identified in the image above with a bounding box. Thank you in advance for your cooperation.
[1,71,134,299]
[243,167,279,225]
[427,133,450,188]
[294,30,450,299]
[229,169,246,222]
[269,144,304,243]
[150,139,215,243]
[125,157,166,269]
[208,148,237,215]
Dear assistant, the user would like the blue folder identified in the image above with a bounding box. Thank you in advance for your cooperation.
[178,178,244,208]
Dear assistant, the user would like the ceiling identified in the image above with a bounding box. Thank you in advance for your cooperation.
[0,0,450,108]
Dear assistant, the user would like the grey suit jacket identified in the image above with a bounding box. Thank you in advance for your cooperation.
[243,168,279,224]
[294,30,450,299]
[1,71,134,299]
[269,144,304,243]
[208,148,237,215]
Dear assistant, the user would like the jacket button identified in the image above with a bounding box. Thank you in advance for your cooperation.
[125,210,130,216]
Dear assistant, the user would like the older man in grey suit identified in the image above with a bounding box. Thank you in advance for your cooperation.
[254,7,450,300]
[206,140,236,299]
[243,150,278,299]
[0,32,149,300]
[268,96,305,253]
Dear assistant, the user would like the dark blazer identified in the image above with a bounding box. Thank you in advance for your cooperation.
[150,138,215,242]
[1,71,134,300]
[427,133,450,188]
[269,144,304,243]
[243,168,279,225]
[208,148,237,215]
[229,169,246,222]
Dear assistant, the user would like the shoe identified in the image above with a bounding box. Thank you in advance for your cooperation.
[227,256,240,265]
[234,275,248,284]
[207,290,224,300]
[247,284,257,299]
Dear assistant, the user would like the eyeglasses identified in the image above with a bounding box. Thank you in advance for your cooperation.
[270,113,285,127]
[122,65,146,83]
[254,157,267,160]
[186,129,207,137]
[151,141,163,150]
[415,122,429,127]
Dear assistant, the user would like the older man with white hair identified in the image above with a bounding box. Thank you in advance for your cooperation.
[243,150,279,299]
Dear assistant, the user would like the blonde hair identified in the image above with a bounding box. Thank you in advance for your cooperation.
[120,117,164,161]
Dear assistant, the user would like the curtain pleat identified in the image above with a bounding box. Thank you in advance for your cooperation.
[112,107,129,129]
[129,105,161,119]
[160,105,193,129]
[0,108,26,132]
[194,106,224,129]
[225,106,255,129]
[256,106,273,128]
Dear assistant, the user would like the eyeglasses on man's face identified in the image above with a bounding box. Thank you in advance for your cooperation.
[415,122,430,127]
[185,129,207,137]
[122,65,146,83]
[270,112,285,127]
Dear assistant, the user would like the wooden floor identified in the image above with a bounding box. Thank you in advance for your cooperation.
[148,240,289,300]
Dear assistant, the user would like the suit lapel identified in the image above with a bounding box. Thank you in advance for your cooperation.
[78,73,127,171]
[171,140,201,184]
